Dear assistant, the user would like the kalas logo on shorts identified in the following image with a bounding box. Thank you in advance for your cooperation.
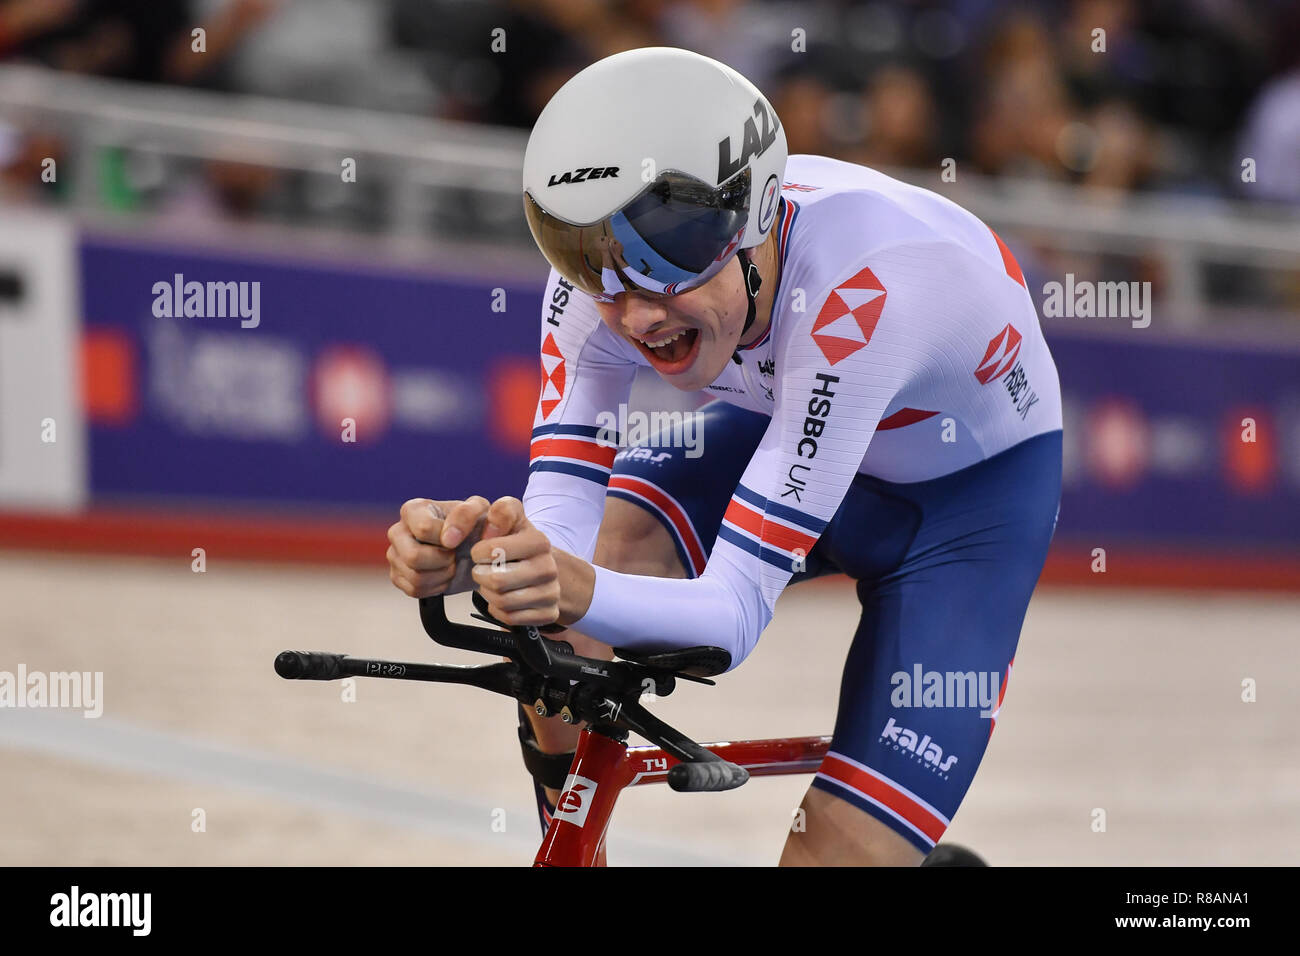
[811,266,887,365]
[880,717,959,775]
[539,332,566,419]
[553,773,599,827]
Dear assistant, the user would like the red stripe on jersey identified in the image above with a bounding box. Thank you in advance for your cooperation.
[722,499,819,556]
[529,437,617,469]
[819,754,947,844]
[608,475,708,575]
[877,407,940,431]
[989,228,1026,289]
[989,657,1014,740]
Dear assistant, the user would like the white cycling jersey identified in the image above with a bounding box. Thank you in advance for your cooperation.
[522,155,1062,667]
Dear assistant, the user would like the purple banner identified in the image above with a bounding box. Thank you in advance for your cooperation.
[81,234,543,513]
[1051,329,1300,551]
[80,232,1300,554]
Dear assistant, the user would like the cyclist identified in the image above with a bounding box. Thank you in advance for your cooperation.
[387,47,1063,866]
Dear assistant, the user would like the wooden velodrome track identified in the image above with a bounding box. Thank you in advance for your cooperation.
[2,551,1296,865]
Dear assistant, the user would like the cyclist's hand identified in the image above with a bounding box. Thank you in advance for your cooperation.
[387,496,488,598]
[469,496,561,627]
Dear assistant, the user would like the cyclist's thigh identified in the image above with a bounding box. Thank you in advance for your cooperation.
[812,430,1062,855]
[604,401,770,578]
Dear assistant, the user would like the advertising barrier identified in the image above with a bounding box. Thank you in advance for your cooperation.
[0,226,1295,583]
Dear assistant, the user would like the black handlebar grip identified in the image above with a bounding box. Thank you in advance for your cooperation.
[667,760,750,793]
[274,651,345,680]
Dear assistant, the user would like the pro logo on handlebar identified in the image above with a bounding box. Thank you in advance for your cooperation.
[553,773,599,827]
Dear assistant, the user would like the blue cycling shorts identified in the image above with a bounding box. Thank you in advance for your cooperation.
[607,401,1062,854]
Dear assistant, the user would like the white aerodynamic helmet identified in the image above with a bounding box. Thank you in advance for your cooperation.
[522,47,787,298]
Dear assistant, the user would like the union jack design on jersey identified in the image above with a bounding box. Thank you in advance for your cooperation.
[716,483,826,573]
[530,423,618,485]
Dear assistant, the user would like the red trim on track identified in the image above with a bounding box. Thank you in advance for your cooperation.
[0,509,389,566]
[1,510,1298,591]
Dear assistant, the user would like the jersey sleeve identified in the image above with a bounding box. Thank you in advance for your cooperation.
[575,247,938,669]
[521,270,637,561]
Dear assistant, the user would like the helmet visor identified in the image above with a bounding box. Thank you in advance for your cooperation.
[524,168,751,298]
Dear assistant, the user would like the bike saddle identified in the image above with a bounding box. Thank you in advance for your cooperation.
[612,645,732,678]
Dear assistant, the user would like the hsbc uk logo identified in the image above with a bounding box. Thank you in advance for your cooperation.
[974,323,1038,419]
[811,266,886,365]
[553,773,599,827]
[879,718,959,776]
[540,332,566,419]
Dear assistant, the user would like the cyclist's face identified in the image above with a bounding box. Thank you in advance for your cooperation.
[592,256,749,391]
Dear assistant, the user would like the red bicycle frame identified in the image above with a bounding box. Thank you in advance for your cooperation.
[534,729,831,867]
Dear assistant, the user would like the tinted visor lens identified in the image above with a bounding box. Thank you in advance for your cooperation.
[524,168,750,297]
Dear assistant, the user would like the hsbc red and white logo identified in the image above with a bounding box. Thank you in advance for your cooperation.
[553,773,598,827]
[974,323,1039,419]
[311,345,392,440]
[811,266,887,365]
[974,324,1022,384]
[539,332,566,418]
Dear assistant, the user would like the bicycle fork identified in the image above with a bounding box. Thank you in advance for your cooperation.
[534,727,631,867]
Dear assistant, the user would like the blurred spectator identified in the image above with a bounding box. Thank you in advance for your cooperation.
[657,0,793,93]
[1235,6,1300,203]
[389,0,663,127]
[0,0,82,59]
[1077,97,1155,195]
[970,13,1076,181]
[850,63,942,169]
[0,0,275,85]
[3,0,1297,205]
[770,63,839,157]
[0,124,68,203]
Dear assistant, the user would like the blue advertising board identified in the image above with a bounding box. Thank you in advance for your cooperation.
[80,233,1300,554]
[82,234,542,512]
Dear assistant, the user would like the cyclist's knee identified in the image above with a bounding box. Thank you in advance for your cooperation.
[594,497,687,579]
[780,786,925,866]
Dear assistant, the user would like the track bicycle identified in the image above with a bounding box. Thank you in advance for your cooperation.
[274,593,983,867]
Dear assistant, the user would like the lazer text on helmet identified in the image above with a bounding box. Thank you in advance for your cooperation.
[717,98,780,183]
[547,167,620,186]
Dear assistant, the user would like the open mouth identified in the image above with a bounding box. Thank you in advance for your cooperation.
[632,327,700,375]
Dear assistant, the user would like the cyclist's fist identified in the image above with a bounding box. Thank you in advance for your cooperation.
[470,496,561,627]
[387,496,488,598]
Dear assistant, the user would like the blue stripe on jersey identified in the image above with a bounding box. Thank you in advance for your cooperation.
[531,423,621,444]
[528,460,611,485]
[769,197,800,323]
[733,483,827,535]
[716,524,802,573]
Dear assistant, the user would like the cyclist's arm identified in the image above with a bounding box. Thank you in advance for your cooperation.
[522,270,638,562]
[571,248,940,669]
